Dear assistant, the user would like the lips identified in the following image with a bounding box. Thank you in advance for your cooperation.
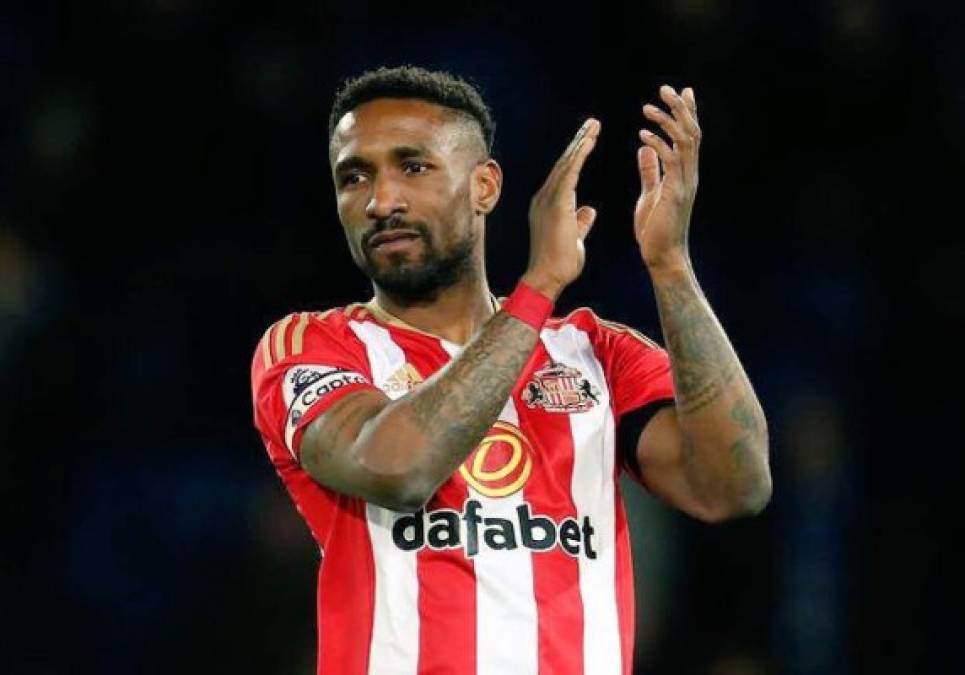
[367,229,422,250]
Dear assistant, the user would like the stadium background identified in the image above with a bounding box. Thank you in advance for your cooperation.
[0,1,958,673]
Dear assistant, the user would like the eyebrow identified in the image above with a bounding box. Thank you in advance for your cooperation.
[333,145,432,176]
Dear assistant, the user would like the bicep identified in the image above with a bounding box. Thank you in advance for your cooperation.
[634,405,716,521]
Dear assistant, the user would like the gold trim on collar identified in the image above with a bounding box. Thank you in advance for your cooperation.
[363,299,440,338]
[364,294,502,339]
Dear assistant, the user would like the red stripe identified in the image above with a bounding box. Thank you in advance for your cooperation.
[517,344,584,675]
[416,480,477,675]
[613,487,635,675]
[316,498,376,675]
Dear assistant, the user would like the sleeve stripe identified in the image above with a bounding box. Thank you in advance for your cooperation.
[260,325,274,368]
[599,317,661,349]
[292,311,310,356]
[273,314,294,363]
[558,307,662,349]
[315,309,337,321]
[260,308,340,368]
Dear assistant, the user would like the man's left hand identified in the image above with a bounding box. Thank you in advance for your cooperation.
[634,85,701,271]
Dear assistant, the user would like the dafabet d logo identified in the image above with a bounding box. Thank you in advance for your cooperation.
[459,421,533,497]
[389,421,598,559]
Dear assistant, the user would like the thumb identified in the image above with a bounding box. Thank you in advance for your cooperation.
[638,145,660,194]
[576,205,597,240]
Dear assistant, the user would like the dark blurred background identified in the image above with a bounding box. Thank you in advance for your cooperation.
[1,1,960,673]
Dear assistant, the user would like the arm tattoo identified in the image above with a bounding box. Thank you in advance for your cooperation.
[728,397,768,500]
[401,311,539,478]
[651,263,770,509]
[652,266,744,416]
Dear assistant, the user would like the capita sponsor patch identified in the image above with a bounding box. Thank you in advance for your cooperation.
[522,361,601,414]
[282,365,370,452]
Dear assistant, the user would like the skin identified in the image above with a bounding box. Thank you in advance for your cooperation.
[300,91,771,520]
[631,86,771,521]
[330,99,500,344]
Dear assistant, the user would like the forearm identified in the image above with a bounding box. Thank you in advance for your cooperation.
[305,111,596,511]
[352,309,540,508]
[649,257,771,517]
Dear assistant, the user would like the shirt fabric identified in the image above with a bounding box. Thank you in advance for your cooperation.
[250,299,676,675]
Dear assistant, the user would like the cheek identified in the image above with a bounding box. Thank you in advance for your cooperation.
[430,197,466,246]
[337,194,360,222]
[336,209,366,259]
[446,182,476,235]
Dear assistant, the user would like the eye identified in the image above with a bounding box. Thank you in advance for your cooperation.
[403,161,430,175]
[340,172,367,187]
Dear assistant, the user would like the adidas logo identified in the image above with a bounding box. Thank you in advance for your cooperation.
[384,363,424,394]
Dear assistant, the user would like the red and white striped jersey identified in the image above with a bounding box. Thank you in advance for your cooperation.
[250,299,676,675]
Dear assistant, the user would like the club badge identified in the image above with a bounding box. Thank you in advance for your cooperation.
[522,362,600,413]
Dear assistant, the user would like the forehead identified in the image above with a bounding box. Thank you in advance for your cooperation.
[330,98,467,165]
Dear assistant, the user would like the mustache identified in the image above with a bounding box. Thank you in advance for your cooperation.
[362,217,430,248]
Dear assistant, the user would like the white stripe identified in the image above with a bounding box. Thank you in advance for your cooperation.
[440,340,539,675]
[350,320,421,675]
[541,324,622,675]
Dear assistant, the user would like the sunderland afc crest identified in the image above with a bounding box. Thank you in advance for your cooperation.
[522,362,600,413]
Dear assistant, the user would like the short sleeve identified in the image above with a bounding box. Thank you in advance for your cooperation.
[601,322,676,416]
[251,311,380,461]
[591,317,676,482]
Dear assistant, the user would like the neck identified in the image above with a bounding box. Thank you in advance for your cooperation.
[372,270,495,345]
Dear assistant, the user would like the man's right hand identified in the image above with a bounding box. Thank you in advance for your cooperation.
[523,118,601,301]
[297,119,601,513]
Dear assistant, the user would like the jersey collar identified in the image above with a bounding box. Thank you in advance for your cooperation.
[364,294,502,341]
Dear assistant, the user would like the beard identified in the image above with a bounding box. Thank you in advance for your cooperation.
[359,217,476,305]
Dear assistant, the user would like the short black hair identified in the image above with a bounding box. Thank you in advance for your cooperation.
[327,65,495,158]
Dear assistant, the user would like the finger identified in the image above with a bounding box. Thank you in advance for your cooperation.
[539,119,591,196]
[637,145,660,194]
[645,88,698,179]
[642,103,687,144]
[576,205,597,240]
[682,87,697,115]
[658,85,700,139]
[566,118,598,159]
[639,129,680,185]
[548,118,596,180]
[557,119,601,192]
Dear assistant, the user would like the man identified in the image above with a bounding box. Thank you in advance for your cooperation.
[251,65,771,675]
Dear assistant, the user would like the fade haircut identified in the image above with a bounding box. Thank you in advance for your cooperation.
[327,65,495,160]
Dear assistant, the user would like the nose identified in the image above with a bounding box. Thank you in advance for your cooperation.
[365,175,409,220]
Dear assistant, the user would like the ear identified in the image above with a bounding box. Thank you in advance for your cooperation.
[471,159,502,216]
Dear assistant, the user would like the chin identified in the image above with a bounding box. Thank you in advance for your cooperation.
[361,235,474,302]
[370,253,425,279]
